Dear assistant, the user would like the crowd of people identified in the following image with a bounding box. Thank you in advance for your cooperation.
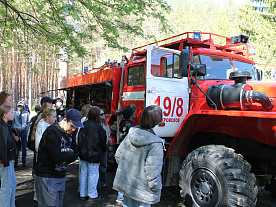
[0,91,165,207]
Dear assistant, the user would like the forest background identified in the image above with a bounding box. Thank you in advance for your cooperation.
[0,0,275,109]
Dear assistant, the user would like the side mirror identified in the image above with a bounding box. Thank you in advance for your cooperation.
[255,69,262,81]
[179,49,192,77]
[191,64,207,76]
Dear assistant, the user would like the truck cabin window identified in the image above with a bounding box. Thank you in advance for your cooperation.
[151,50,181,78]
[232,59,259,81]
[127,65,145,86]
[194,54,256,80]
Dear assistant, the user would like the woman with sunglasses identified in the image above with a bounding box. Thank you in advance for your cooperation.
[98,109,111,188]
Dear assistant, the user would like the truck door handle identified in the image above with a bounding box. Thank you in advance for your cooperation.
[147,89,159,93]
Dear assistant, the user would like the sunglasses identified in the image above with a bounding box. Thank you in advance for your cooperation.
[100,113,105,116]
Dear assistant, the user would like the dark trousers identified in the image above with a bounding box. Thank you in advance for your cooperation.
[15,131,27,164]
[98,150,107,187]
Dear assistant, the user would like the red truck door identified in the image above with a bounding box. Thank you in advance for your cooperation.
[121,64,146,124]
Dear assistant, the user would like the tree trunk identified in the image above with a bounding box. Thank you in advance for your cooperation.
[29,47,33,111]
[58,48,68,99]
[9,48,14,100]
[1,47,6,91]
[14,46,19,104]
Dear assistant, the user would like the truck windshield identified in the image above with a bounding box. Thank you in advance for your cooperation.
[195,54,257,80]
[195,54,232,80]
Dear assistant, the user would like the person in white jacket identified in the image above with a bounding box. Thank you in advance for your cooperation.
[35,108,57,152]
[33,108,56,201]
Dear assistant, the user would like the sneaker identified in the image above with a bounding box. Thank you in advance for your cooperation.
[116,200,124,206]
[33,192,38,201]
[98,184,107,188]
[79,196,88,201]
[87,196,101,202]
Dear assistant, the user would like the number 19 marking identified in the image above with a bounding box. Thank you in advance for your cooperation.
[154,96,183,117]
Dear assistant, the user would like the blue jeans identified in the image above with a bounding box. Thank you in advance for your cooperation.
[98,150,107,187]
[79,159,99,198]
[0,160,17,207]
[16,130,27,163]
[123,195,150,207]
[35,176,65,207]
[117,191,124,201]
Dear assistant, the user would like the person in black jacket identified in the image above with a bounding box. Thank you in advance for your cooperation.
[0,104,17,207]
[53,98,68,123]
[34,109,82,207]
[78,106,106,202]
[116,105,137,205]
[29,105,41,125]
[119,106,136,142]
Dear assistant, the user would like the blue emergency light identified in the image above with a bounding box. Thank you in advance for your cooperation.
[194,32,201,40]
[248,46,255,55]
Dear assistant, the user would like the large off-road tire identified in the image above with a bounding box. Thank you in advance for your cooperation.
[179,145,257,207]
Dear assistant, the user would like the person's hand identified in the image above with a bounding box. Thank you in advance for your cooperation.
[14,136,19,142]
[12,132,19,142]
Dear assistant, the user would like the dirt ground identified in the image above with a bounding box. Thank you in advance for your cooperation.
[14,150,276,207]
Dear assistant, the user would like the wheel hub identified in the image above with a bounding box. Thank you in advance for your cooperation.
[200,181,211,195]
[190,169,220,206]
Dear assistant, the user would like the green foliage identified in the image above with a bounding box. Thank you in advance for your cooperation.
[1,0,275,81]
[69,0,251,74]
[163,0,240,38]
[0,0,171,57]
[238,0,276,79]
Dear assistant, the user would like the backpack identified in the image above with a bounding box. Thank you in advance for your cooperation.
[27,114,38,152]
[119,120,134,142]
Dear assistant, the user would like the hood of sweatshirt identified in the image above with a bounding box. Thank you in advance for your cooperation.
[16,101,29,114]
[17,101,26,108]
[128,127,162,147]
[37,118,52,129]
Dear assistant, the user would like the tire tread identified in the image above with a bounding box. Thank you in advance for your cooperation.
[179,145,257,207]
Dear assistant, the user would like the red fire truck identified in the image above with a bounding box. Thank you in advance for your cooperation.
[62,32,276,206]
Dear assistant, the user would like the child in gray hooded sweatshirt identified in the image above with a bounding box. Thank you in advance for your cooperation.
[113,105,164,207]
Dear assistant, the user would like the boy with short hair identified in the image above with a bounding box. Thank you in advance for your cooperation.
[53,98,68,123]
[34,109,83,207]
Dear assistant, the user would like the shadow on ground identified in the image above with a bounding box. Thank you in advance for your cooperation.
[15,150,276,207]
